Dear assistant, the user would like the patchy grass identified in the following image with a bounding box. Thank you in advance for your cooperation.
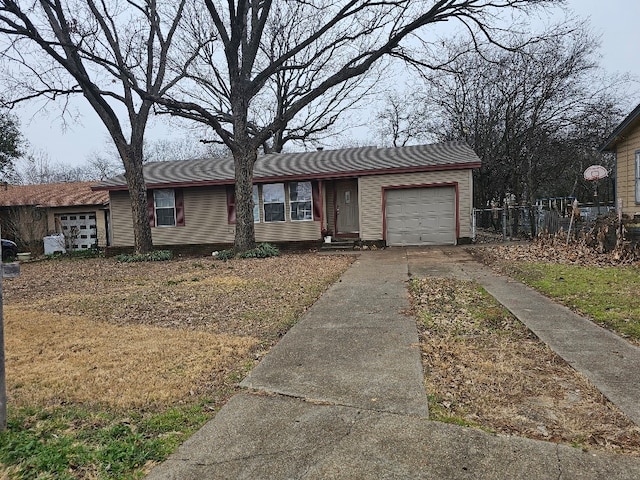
[473,244,640,343]
[0,405,207,480]
[505,263,640,343]
[1,253,353,479]
[410,277,640,456]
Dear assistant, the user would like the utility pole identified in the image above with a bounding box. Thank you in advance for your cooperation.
[0,224,6,430]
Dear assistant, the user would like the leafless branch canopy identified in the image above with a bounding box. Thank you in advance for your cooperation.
[382,23,631,207]
[0,0,564,252]
[152,0,561,153]
[0,0,194,253]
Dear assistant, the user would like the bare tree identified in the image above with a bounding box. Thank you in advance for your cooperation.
[0,0,190,253]
[383,24,629,209]
[375,92,433,147]
[144,136,230,162]
[85,152,122,181]
[153,0,559,252]
[14,149,94,183]
[253,5,382,153]
[84,134,228,182]
[15,149,58,184]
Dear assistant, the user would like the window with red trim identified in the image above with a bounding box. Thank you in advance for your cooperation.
[227,181,321,224]
[148,188,185,227]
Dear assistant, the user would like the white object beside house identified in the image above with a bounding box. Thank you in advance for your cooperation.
[43,234,66,255]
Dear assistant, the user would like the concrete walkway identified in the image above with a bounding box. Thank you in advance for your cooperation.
[147,248,640,479]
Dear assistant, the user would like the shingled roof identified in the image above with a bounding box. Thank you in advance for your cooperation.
[0,182,109,207]
[93,141,481,191]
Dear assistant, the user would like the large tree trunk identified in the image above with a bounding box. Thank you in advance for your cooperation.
[119,144,153,254]
[233,146,257,253]
[230,79,258,253]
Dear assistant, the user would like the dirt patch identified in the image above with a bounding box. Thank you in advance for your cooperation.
[410,276,640,456]
[3,253,353,410]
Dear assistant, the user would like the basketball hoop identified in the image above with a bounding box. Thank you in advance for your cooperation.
[583,165,608,181]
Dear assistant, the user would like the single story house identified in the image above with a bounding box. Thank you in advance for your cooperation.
[0,182,110,253]
[93,141,481,248]
[601,102,640,219]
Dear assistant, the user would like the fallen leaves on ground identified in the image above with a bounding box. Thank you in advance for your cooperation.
[410,276,640,456]
[476,210,640,264]
[3,253,353,410]
[471,239,640,266]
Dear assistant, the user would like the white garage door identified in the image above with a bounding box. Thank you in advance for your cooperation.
[385,187,456,246]
[57,212,98,250]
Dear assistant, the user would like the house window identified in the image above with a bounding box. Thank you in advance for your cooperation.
[253,185,260,223]
[227,185,260,223]
[154,189,176,226]
[263,183,285,222]
[289,181,313,221]
[636,151,640,204]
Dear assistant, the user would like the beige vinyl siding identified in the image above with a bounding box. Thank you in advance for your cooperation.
[358,169,473,242]
[109,191,136,246]
[254,221,320,242]
[615,123,640,216]
[110,191,136,246]
[111,186,233,246]
[110,185,321,247]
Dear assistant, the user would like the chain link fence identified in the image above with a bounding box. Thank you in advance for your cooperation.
[472,202,616,242]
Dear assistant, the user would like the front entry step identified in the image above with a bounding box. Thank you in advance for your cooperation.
[320,239,356,251]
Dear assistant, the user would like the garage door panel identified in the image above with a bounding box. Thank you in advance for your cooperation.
[385,187,455,246]
[386,204,405,215]
[57,212,98,250]
[421,215,440,229]
[403,204,423,216]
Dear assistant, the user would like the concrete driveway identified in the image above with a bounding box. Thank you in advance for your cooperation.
[146,246,640,479]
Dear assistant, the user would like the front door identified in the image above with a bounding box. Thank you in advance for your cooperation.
[335,180,359,234]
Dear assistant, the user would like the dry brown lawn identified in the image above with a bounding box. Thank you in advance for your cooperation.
[411,276,640,457]
[7,248,638,460]
[3,254,353,410]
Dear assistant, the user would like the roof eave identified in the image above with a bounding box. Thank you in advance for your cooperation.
[600,102,640,152]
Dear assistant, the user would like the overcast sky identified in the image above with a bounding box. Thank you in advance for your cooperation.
[13,0,640,169]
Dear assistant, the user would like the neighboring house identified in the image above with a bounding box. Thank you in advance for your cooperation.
[93,141,481,248]
[601,102,640,219]
[0,182,110,253]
